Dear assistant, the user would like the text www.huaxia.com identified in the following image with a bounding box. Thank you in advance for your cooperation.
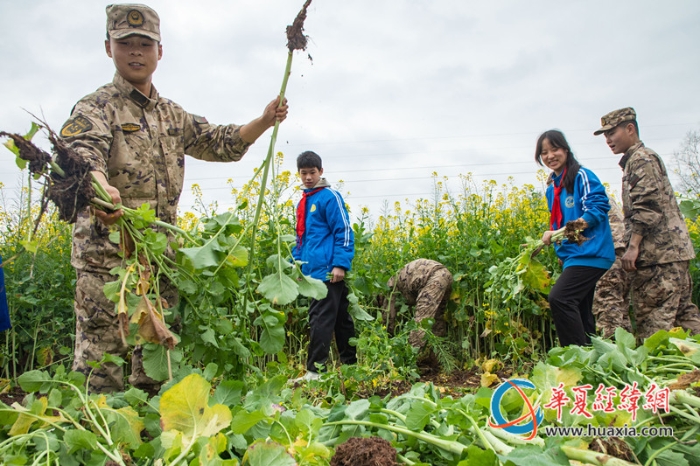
[543,424,673,438]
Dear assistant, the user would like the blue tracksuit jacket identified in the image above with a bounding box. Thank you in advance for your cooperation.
[292,182,354,281]
[546,167,615,270]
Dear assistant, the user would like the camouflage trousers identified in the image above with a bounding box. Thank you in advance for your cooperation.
[592,258,632,338]
[409,268,453,348]
[73,270,161,393]
[630,261,700,340]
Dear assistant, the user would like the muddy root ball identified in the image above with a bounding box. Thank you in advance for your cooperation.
[286,0,312,51]
[330,437,398,466]
[564,219,589,246]
[46,133,95,223]
[0,131,53,175]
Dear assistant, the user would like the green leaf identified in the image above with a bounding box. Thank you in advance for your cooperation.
[242,440,296,466]
[63,430,98,454]
[230,409,268,435]
[460,445,498,466]
[100,405,144,450]
[266,254,294,271]
[296,273,328,300]
[680,199,700,219]
[517,256,551,294]
[405,400,436,431]
[103,280,122,303]
[160,373,232,443]
[123,387,149,405]
[225,245,249,268]
[144,230,168,256]
[347,292,374,321]
[651,449,690,466]
[503,443,569,466]
[200,327,220,348]
[212,380,245,406]
[243,376,286,416]
[256,272,298,305]
[180,244,221,269]
[198,433,238,465]
[670,337,700,364]
[204,363,219,381]
[17,370,51,393]
[25,122,41,140]
[344,399,370,420]
[142,344,172,381]
[177,278,198,295]
[254,311,286,354]
[230,336,252,360]
[20,239,39,253]
[258,321,285,354]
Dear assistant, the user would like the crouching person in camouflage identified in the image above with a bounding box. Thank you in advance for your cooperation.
[381,259,453,348]
[592,198,633,338]
[64,4,288,393]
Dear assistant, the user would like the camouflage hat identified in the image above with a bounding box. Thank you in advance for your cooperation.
[593,107,636,136]
[106,4,160,41]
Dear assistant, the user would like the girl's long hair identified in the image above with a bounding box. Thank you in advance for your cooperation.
[534,129,580,192]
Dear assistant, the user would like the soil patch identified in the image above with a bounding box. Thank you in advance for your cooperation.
[330,436,398,466]
[589,436,636,462]
[0,384,27,407]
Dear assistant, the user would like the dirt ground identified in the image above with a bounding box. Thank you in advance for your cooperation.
[0,384,26,407]
[330,436,398,466]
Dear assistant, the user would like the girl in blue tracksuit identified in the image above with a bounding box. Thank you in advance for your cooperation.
[535,130,615,346]
[292,151,356,380]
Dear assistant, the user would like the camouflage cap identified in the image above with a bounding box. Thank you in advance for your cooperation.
[106,4,160,41]
[593,107,636,136]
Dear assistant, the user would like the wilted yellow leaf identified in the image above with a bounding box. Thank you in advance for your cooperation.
[160,373,232,444]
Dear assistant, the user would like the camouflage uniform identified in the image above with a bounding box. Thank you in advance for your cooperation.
[62,6,253,392]
[386,259,453,348]
[592,198,633,338]
[619,141,700,339]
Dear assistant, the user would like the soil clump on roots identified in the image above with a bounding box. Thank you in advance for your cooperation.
[0,130,95,223]
[330,437,398,466]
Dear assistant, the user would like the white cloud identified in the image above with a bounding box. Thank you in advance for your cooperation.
[0,0,698,219]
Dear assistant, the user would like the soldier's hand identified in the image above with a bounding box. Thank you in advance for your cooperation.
[264,96,288,126]
[621,245,639,272]
[93,182,124,226]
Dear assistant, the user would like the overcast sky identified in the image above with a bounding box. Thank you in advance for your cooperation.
[1,0,699,221]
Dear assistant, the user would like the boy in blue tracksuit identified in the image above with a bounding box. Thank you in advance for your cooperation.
[292,151,357,381]
[535,130,615,346]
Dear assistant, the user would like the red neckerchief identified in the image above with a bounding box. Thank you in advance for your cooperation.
[550,167,567,230]
[296,187,324,246]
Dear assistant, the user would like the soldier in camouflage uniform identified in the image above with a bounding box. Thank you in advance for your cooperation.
[383,259,453,348]
[595,107,700,340]
[592,197,633,338]
[62,4,288,393]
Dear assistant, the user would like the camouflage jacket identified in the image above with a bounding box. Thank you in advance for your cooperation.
[608,197,625,251]
[62,73,252,272]
[387,259,446,304]
[619,141,695,266]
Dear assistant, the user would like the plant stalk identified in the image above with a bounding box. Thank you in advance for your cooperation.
[243,49,294,309]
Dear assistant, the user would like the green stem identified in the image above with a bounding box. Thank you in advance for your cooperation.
[561,445,639,466]
[324,420,466,456]
[485,424,544,448]
[243,49,294,309]
[455,409,496,454]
